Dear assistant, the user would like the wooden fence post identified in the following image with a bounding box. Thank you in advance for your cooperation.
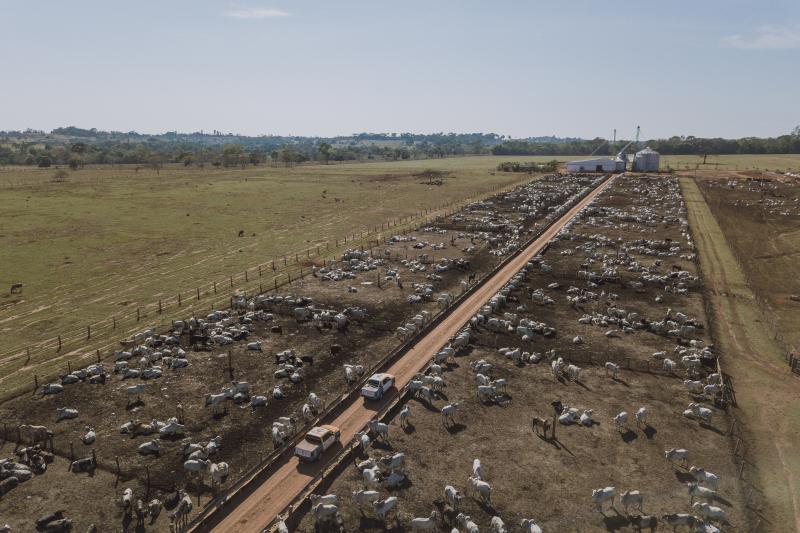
[197,287,200,300]
[136,308,140,322]
[245,270,248,282]
[33,375,38,394]
[96,349,101,363]
[178,294,182,306]
[87,325,91,340]
[26,347,31,365]
[68,361,72,374]
[228,350,233,378]
[230,276,233,288]
[58,335,62,351]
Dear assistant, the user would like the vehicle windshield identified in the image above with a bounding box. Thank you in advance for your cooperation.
[305,434,322,444]
[367,379,380,387]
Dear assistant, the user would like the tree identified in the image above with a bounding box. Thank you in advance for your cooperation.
[270,150,279,166]
[70,142,87,155]
[68,158,81,171]
[318,142,332,164]
[37,156,52,168]
[222,144,244,167]
[249,151,261,166]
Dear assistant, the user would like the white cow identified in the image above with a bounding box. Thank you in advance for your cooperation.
[468,476,491,503]
[613,411,629,431]
[592,486,615,511]
[620,490,643,513]
[665,448,689,466]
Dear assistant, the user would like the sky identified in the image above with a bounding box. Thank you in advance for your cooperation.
[1,0,799,140]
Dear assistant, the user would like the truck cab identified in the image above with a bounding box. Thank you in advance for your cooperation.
[294,425,340,462]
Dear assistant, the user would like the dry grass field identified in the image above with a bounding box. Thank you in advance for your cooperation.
[660,154,800,172]
[0,174,594,531]
[0,156,562,401]
[294,176,746,532]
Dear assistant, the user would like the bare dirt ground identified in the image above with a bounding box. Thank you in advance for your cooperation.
[0,175,596,531]
[682,177,800,532]
[296,175,746,533]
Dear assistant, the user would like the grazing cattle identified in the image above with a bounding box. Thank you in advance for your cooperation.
[620,490,644,513]
[613,411,629,431]
[21,425,52,445]
[249,395,268,408]
[490,516,507,533]
[592,486,615,511]
[82,426,96,445]
[441,403,459,426]
[444,485,463,510]
[372,496,398,521]
[580,409,594,426]
[688,482,716,503]
[399,405,411,428]
[42,383,64,395]
[411,511,439,531]
[468,476,491,503]
[378,452,406,474]
[532,417,551,437]
[689,467,720,489]
[275,514,289,533]
[351,489,380,512]
[635,407,647,428]
[367,420,389,442]
[170,490,193,530]
[662,513,697,529]
[566,364,582,381]
[355,431,370,453]
[605,362,620,379]
[665,448,689,466]
[457,513,480,533]
[56,407,78,421]
[210,462,229,487]
[70,455,96,473]
[520,518,544,533]
[692,503,727,524]
[309,493,338,508]
[138,439,160,456]
[472,458,482,480]
[629,515,658,532]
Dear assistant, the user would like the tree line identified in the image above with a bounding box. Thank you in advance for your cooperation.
[2,127,799,168]
[492,128,800,157]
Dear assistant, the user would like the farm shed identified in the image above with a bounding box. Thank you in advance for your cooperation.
[566,157,620,173]
[633,146,660,172]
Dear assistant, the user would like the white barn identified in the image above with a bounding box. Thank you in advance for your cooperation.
[566,157,620,173]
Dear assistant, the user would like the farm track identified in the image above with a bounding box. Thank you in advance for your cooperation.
[206,176,616,533]
[682,177,800,532]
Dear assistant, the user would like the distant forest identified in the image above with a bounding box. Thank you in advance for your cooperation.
[1,126,799,168]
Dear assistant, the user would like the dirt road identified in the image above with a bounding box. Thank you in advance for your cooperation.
[682,177,800,532]
[209,176,616,533]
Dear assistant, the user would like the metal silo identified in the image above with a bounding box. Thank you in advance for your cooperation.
[633,147,660,172]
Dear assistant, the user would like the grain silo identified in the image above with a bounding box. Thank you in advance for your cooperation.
[633,147,660,172]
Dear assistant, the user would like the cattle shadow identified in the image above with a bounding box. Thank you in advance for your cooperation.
[402,422,415,434]
[642,425,657,439]
[371,439,394,452]
[620,430,638,443]
[543,436,575,456]
[357,516,402,532]
[611,377,630,387]
[574,380,592,391]
[700,423,725,435]
[601,509,628,532]
[444,422,466,434]
[433,391,449,401]
[674,470,696,483]
[714,493,734,507]
[474,499,497,516]
[410,397,439,413]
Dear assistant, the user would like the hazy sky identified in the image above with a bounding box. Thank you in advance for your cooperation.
[2,0,799,139]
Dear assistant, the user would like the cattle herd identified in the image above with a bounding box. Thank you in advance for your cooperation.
[0,174,745,532]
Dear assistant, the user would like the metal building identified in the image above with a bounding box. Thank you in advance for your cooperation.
[632,147,660,172]
[565,157,618,173]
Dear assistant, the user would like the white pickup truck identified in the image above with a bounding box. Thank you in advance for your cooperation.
[294,425,341,462]
[361,373,395,400]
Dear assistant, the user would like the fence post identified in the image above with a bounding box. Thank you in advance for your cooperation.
[33,375,38,394]
[178,294,181,306]
[96,349,101,363]
[230,276,233,288]
[87,325,91,340]
[197,287,200,300]
[26,347,31,365]
[158,300,162,314]
[137,308,140,322]
[245,270,248,282]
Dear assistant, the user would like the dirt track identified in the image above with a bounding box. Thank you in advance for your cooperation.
[210,176,616,533]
